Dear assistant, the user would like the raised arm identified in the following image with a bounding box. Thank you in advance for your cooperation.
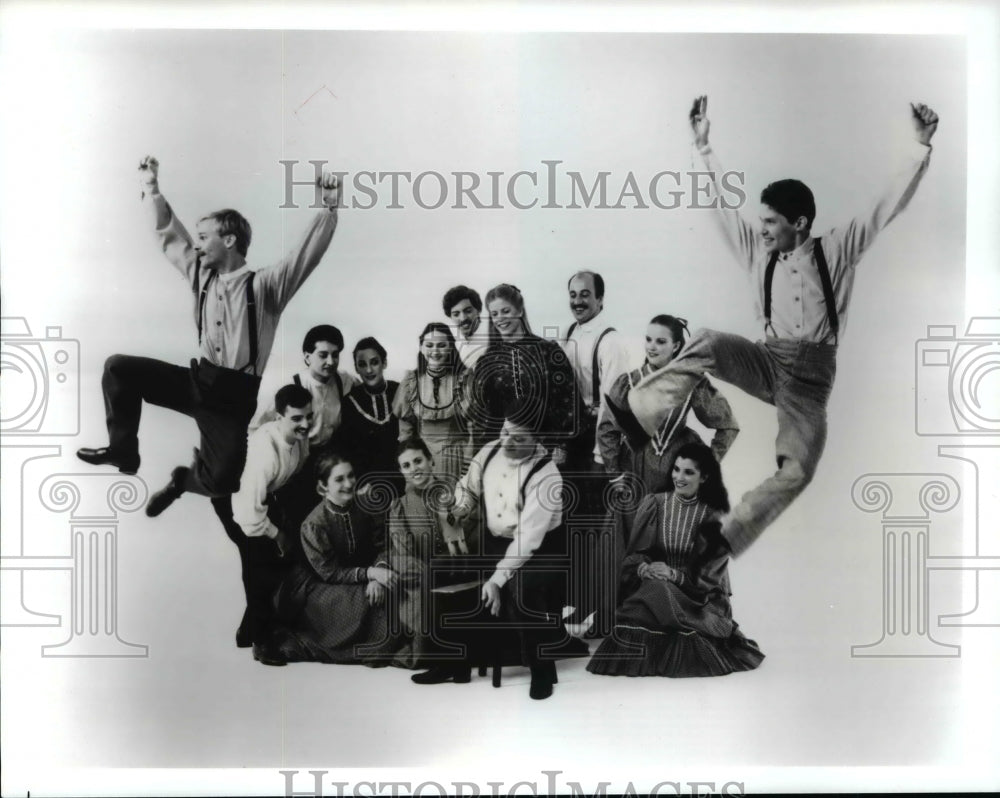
[255,170,341,312]
[688,95,760,273]
[140,155,199,285]
[829,102,936,269]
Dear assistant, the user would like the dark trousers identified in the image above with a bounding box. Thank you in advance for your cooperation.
[460,528,568,668]
[102,354,259,496]
[560,455,615,633]
[211,496,286,644]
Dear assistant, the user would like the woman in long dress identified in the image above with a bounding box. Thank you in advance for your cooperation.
[386,437,477,668]
[599,315,738,497]
[275,451,399,664]
[393,323,472,483]
[587,442,763,678]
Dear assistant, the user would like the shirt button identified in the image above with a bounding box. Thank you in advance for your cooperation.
[215,347,221,352]
[791,269,797,274]
[794,296,800,302]
[216,321,222,326]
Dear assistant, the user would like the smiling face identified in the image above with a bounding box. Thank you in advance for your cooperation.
[645,323,682,369]
[671,456,706,501]
[397,446,434,490]
[488,298,525,339]
[194,218,234,270]
[319,461,356,507]
[420,330,453,371]
[449,298,481,339]
[304,340,341,384]
[759,204,803,253]
[277,401,314,445]
[354,347,386,390]
[568,273,602,324]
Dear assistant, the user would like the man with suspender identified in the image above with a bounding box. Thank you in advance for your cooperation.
[410,411,567,699]
[561,271,630,632]
[629,96,939,559]
[76,155,341,517]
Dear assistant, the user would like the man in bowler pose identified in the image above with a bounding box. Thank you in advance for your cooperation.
[77,155,341,516]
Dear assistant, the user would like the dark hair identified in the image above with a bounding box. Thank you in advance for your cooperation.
[484,283,533,345]
[314,449,355,484]
[302,324,344,354]
[670,442,730,513]
[442,285,482,316]
[416,322,461,375]
[199,209,252,257]
[647,314,690,357]
[274,383,313,415]
[567,270,605,300]
[353,336,387,364]
[396,436,433,461]
[760,179,816,229]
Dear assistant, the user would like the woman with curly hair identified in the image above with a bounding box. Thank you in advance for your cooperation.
[587,442,763,678]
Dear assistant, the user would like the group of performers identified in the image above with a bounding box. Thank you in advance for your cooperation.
[76,96,939,700]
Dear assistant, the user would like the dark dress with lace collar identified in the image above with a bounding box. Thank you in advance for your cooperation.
[339,379,402,494]
[276,499,392,664]
[587,491,763,677]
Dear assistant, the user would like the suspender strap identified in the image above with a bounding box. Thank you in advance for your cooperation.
[763,237,838,342]
[293,373,302,388]
[763,250,779,337]
[565,322,577,342]
[590,327,615,407]
[519,453,553,507]
[195,271,259,376]
[812,238,839,343]
[244,277,258,375]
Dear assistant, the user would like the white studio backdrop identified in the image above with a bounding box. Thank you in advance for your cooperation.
[2,14,996,798]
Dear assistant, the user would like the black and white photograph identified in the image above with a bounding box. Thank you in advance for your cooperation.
[1,1,998,795]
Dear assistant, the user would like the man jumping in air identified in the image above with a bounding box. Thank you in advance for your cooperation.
[77,156,341,517]
[629,95,939,558]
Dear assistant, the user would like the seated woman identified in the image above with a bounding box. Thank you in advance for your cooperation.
[387,437,479,668]
[338,336,403,495]
[393,323,472,484]
[599,315,738,497]
[274,451,399,664]
[468,284,579,456]
[587,442,764,678]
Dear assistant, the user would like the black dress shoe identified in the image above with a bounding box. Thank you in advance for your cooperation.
[76,446,140,475]
[235,626,253,649]
[145,467,188,518]
[529,664,556,700]
[252,641,287,666]
[410,665,471,685]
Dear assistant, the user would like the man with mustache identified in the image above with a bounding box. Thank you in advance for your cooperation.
[442,284,487,370]
[217,384,314,666]
[629,95,939,561]
[562,271,630,635]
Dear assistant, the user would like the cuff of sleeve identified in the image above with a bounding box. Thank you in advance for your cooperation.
[264,522,279,540]
[696,143,713,157]
[487,571,509,589]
